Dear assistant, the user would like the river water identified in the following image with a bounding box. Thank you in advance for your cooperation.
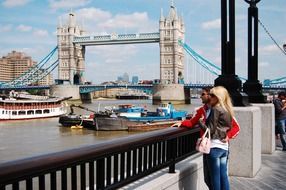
[0,99,201,164]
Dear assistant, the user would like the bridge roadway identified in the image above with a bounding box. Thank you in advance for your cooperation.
[73,32,160,46]
[1,84,286,93]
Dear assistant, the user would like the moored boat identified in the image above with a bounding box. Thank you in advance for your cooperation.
[0,92,70,120]
[126,103,187,122]
[58,103,188,131]
[115,92,150,100]
[93,103,187,130]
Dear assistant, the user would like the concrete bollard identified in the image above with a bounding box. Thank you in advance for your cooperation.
[229,106,261,177]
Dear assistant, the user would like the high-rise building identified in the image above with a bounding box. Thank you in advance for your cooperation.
[0,51,53,85]
[0,51,35,83]
[117,76,123,82]
[131,76,139,84]
[122,72,129,83]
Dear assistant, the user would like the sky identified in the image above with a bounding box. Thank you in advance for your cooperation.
[0,0,285,84]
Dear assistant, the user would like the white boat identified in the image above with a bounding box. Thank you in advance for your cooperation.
[0,92,69,120]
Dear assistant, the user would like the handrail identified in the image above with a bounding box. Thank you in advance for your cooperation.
[0,127,200,190]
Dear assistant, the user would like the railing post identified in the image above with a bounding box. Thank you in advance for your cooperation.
[167,138,177,173]
[97,158,105,190]
[0,184,5,190]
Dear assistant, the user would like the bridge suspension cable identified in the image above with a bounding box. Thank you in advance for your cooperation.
[19,60,59,86]
[257,19,286,86]
[11,46,58,83]
[3,46,58,87]
[179,40,246,81]
[258,19,286,56]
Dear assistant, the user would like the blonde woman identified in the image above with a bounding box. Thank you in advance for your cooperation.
[199,86,234,190]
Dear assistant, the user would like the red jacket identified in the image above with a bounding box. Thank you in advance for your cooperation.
[181,104,240,139]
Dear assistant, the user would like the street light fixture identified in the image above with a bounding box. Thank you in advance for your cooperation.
[242,0,267,103]
[214,0,249,106]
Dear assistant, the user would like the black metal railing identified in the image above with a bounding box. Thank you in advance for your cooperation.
[0,127,200,190]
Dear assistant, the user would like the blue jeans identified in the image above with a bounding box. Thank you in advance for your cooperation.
[276,119,286,149]
[207,148,229,190]
[203,154,211,188]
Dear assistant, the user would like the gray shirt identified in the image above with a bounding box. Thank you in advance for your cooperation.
[274,98,286,120]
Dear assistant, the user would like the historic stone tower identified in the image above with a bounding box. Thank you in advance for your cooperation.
[159,2,185,84]
[153,2,187,104]
[57,12,85,85]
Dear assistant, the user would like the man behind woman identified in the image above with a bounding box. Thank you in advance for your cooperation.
[273,91,286,151]
[180,86,238,190]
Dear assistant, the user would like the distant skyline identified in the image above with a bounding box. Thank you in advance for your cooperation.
[0,0,285,84]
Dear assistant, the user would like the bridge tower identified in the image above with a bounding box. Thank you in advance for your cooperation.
[57,12,85,85]
[159,2,185,84]
[153,2,187,104]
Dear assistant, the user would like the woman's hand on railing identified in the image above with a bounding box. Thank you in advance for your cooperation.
[170,122,182,127]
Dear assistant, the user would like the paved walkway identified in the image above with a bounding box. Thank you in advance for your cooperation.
[230,149,286,190]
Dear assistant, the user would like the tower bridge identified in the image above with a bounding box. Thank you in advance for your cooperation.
[56,2,185,86]
[52,2,188,104]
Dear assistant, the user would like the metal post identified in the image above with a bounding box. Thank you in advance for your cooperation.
[167,139,176,173]
[214,0,249,106]
[243,0,267,103]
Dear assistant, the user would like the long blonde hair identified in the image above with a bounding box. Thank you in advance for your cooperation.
[210,86,234,117]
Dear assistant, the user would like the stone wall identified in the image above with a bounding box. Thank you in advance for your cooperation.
[152,84,186,105]
[121,154,208,190]
[50,84,80,100]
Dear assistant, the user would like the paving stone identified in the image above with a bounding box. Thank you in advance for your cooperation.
[230,150,286,190]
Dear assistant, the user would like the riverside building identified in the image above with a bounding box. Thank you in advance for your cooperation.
[0,51,53,85]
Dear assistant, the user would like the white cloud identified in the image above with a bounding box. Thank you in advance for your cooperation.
[259,45,279,54]
[99,12,154,31]
[16,24,32,32]
[72,8,157,34]
[33,29,49,37]
[2,0,31,7]
[49,0,91,10]
[201,18,221,30]
[76,8,111,21]
[0,24,13,32]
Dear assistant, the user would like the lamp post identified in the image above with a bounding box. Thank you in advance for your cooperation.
[283,44,286,52]
[214,0,249,106]
[243,0,267,103]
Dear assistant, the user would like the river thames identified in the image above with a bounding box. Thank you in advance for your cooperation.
[0,99,201,164]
